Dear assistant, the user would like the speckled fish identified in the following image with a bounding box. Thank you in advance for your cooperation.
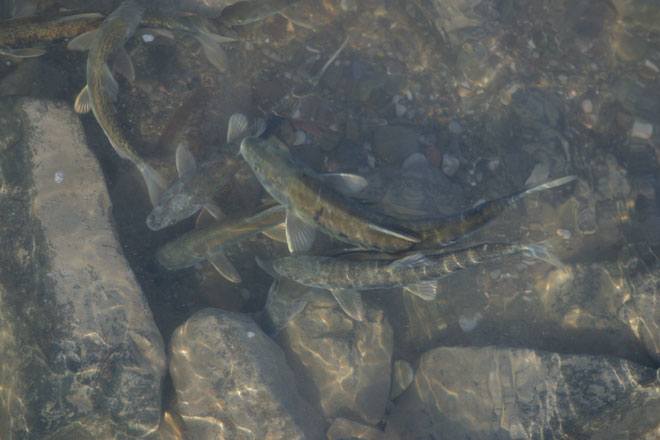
[146,113,255,231]
[0,11,103,58]
[273,241,559,303]
[240,136,575,253]
[157,203,285,283]
[85,0,167,206]
[218,0,302,26]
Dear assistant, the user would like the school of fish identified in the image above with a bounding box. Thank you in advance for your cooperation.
[0,0,577,325]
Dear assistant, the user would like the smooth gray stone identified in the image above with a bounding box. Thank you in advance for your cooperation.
[279,293,393,425]
[169,308,324,440]
[386,346,660,440]
[0,98,166,439]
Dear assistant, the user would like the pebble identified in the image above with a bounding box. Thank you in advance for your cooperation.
[54,171,64,184]
[630,120,653,139]
[142,34,154,43]
[441,153,459,176]
[556,228,571,239]
[292,130,306,146]
[458,312,482,332]
[448,120,463,134]
[581,99,593,114]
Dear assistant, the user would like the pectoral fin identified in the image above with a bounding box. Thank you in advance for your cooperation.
[367,223,420,243]
[195,30,233,72]
[74,85,91,114]
[320,173,368,194]
[331,289,365,321]
[102,63,119,102]
[227,113,249,143]
[207,248,241,283]
[67,29,98,51]
[403,281,438,301]
[262,221,287,243]
[0,46,46,58]
[285,211,316,254]
[137,161,168,207]
[175,143,197,176]
[112,47,135,82]
[203,203,224,220]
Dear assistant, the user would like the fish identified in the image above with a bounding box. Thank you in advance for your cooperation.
[239,135,576,253]
[218,0,302,27]
[157,202,285,283]
[85,0,167,206]
[273,241,560,304]
[147,113,255,231]
[240,136,417,254]
[405,175,577,250]
[0,11,103,57]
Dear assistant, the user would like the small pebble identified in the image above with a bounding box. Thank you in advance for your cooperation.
[556,228,571,239]
[581,99,593,114]
[142,34,154,43]
[54,171,64,184]
[630,120,653,139]
[292,130,306,146]
[488,159,500,171]
[448,120,463,134]
[459,312,482,332]
[246,331,255,338]
[441,153,459,176]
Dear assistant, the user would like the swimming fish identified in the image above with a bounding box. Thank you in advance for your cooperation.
[218,0,302,26]
[0,11,103,58]
[240,135,575,253]
[85,0,167,206]
[157,202,285,283]
[147,113,255,231]
[273,241,559,303]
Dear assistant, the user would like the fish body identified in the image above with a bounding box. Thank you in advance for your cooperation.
[86,0,166,205]
[157,203,285,270]
[406,175,576,250]
[218,0,302,26]
[148,151,244,230]
[0,12,103,48]
[147,113,253,231]
[240,136,420,253]
[240,136,575,253]
[273,242,544,291]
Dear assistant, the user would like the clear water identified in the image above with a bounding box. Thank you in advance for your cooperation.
[0,0,659,438]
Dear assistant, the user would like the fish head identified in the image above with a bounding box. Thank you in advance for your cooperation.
[147,187,196,231]
[271,256,298,281]
[240,136,296,206]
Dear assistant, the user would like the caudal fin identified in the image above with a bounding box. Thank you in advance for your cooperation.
[139,162,168,207]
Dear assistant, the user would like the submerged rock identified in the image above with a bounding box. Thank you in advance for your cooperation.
[279,293,393,425]
[387,346,660,439]
[169,308,324,440]
[0,98,166,438]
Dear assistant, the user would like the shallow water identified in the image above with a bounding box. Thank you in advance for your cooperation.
[0,0,659,438]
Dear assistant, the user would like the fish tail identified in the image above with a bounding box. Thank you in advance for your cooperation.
[520,239,563,268]
[138,161,168,207]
